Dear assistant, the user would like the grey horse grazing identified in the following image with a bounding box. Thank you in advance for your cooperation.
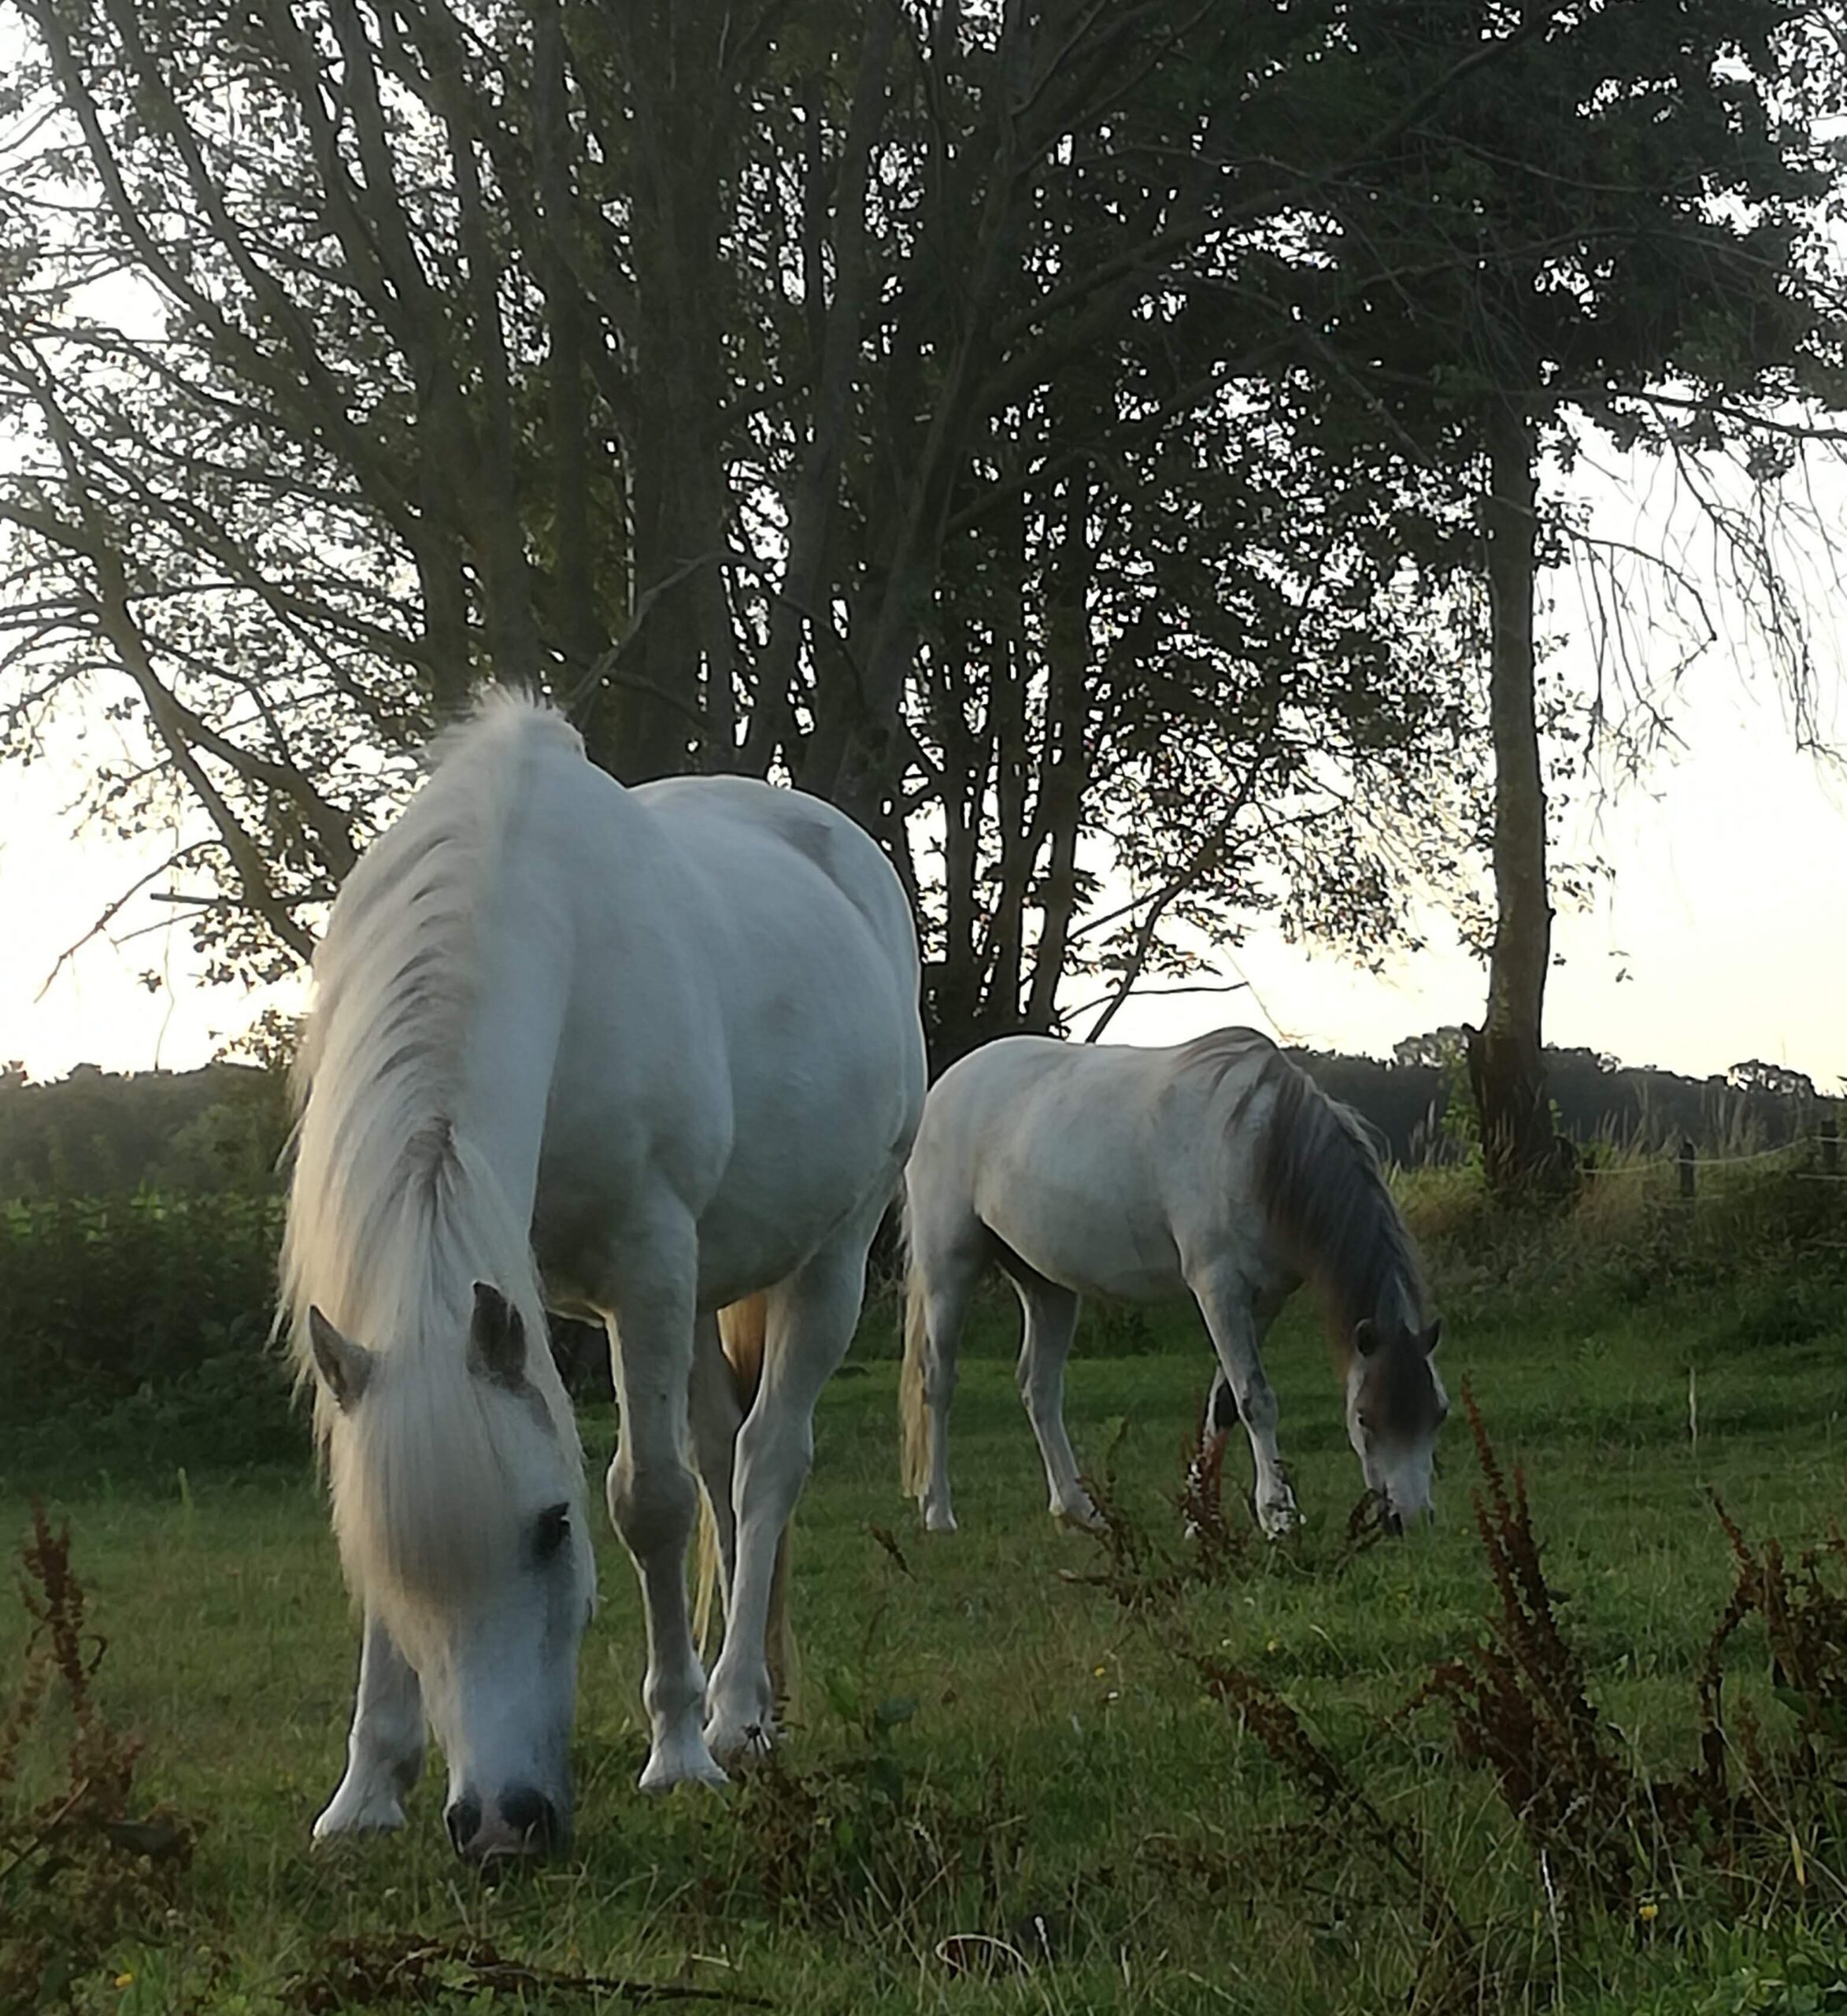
[898,1027,1445,1538]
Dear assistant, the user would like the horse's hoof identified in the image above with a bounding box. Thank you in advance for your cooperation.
[312,1788,407,1840]
[638,1736,729,1794]
[923,1506,958,1534]
[705,1713,778,1769]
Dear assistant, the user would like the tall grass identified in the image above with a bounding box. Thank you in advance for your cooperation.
[1398,1135,1847,1334]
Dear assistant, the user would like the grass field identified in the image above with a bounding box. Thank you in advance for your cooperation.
[6,1261,1847,2014]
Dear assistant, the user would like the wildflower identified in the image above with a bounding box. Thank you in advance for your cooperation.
[1264,1637,1281,1655]
[1092,1664,1108,1677]
[114,1973,135,1990]
[1637,1901,1658,1923]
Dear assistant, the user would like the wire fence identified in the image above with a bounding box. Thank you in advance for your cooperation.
[1576,1128,1845,1190]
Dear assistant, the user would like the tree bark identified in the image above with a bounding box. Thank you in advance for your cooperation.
[740,17,896,780]
[1468,396,1562,1200]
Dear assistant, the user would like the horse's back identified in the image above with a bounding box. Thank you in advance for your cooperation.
[631,774,917,993]
[916,1028,1277,1162]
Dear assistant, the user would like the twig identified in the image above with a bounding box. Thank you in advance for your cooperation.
[0,1777,94,1887]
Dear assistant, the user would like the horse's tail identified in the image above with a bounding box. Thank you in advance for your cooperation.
[898,1249,931,1503]
[691,1293,797,1705]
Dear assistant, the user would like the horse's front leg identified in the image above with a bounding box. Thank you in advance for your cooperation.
[602,1259,727,1793]
[313,1611,425,1839]
[705,1206,877,1763]
[1191,1268,1297,1537]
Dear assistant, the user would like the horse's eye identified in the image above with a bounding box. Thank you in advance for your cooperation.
[533,1503,571,1562]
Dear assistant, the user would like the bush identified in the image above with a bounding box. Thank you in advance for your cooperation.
[2,1508,198,2010]
[0,1192,283,1426]
[1,1348,307,1485]
[1398,1142,1847,1332]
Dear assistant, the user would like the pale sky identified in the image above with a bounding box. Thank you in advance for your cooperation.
[1108,682,1847,1089]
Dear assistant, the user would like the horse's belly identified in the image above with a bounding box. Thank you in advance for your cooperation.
[693,1140,901,1305]
[975,1176,1185,1304]
[534,1062,911,1310]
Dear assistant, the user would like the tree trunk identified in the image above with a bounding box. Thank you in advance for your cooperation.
[1469,396,1563,1200]
[531,0,607,687]
[580,0,731,784]
[931,612,986,1065]
[1023,466,1092,1033]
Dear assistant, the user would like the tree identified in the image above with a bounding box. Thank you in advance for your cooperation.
[1727,1059,1817,1105]
[1293,0,1845,1196]
[1392,1028,1472,1073]
[3,0,1560,1045]
[909,335,1494,1058]
[27,0,1804,1077]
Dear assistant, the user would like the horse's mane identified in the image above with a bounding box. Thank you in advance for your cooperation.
[1183,1028,1426,1341]
[279,690,586,1606]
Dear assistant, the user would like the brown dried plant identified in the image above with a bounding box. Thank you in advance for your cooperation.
[1,1504,194,2011]
[1410,1384,1642,1914]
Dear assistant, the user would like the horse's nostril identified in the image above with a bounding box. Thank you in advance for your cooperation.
[1382,1507,1405,1538]
[446,1796,482,1856]
[499,1785,556,1850]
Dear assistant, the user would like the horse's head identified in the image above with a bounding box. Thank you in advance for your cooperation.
[307,1284,594,1859]
[1345,1317,1446,1533]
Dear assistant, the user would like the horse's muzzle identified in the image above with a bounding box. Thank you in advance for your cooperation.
[446,1786,564,1860]
[1380,1499,1436,1538]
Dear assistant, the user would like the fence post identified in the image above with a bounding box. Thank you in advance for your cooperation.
[1678,1136,1697,1203]
[1823,1112,1840,1177]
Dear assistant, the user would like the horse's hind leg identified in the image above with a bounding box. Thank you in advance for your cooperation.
[1191,1266,1298,1537]
[1004,1269,1099,1530]
[313,1612,424,1839]
[688,1310,742,1606]
[902,1195,986,1532]
[705,1198,882,1762]
[916,1255,984,1534]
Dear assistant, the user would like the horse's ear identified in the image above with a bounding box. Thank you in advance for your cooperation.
[1420,1319,1442,1357]
[1353,1318,1379,1358]
[470,1281,528,1390]
[308,1306,373,1411]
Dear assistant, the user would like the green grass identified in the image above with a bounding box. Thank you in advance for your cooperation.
[6,1276,1847,2014]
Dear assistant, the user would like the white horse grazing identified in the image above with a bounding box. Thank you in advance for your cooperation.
[283,694,924,1858]
[898,1028,1444,1539]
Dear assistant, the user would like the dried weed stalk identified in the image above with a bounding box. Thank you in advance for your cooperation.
[2,1504,195,2010]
